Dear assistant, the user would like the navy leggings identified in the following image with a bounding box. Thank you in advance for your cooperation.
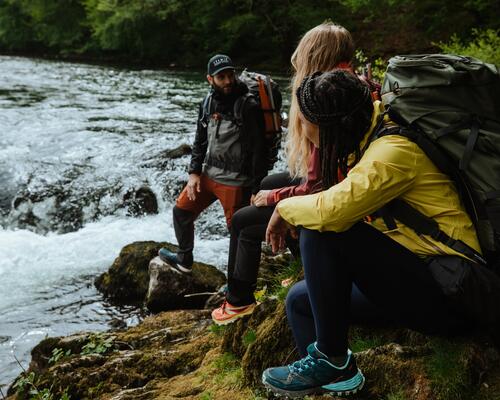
[286,223,468,357]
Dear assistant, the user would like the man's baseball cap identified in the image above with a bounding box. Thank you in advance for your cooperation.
[207,54,234,76]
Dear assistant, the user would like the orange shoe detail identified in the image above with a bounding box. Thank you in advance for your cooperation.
[211,300,256,325]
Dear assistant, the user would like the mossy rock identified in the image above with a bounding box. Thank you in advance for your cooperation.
[95,241,167,303]
[9,251,500,400]
[8,310,219,400]
[221,297,500,400]
[95,241,225,305]
[221,299,297,386]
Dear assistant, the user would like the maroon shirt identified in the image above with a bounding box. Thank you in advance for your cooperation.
[266,143,322,206]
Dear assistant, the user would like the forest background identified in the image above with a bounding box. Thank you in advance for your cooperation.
[0,0,499,72]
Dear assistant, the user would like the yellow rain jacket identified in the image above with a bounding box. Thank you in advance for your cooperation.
[277,102,481,258]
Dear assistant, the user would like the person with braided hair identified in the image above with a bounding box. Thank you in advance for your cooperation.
[262,70,481,397]
[211,22,383,325]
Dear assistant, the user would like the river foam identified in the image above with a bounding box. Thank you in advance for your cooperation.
[0,211,229,387]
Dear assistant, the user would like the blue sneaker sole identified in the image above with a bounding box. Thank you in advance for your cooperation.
[262,372,328,398]
[323,369,365,397]
[261,369,365,398]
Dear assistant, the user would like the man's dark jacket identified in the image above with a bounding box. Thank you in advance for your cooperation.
[188,80,268,194]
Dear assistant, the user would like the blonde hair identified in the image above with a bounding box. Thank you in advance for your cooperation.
[286,21,355,177]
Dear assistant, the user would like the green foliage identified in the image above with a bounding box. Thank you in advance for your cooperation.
[386,389,408,400]
[0,0,36,50]
[12,371,71,400]
[81,333,115,355]
[0,0,88,51]
[211,352,243,387]
[268,258,303,301]
[425,338,470,400]
[349,330,385,353]
[437,29,500,66]
[242,329,257,347]
[12,371,37,395]
[0,0,499,69]
[87,382,104,399]
[48,348,72,364]
[209,323,226,336]
[355,49,387,83]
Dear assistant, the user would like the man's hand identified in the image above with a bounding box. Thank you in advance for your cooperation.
[252,190,270,207]
[187,174,201,201]
[266,207,297,253]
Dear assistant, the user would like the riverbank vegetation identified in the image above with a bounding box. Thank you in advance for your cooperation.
[0,0,499,70]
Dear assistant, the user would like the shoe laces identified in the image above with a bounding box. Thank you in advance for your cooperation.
[290,355,318,373]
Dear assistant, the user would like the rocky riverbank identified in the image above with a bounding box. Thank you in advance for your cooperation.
[6,242,500,400]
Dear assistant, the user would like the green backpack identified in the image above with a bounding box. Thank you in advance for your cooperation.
[377,54,500,326]
[378,54,500,268]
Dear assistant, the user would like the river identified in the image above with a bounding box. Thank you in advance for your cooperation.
[0,56,287,389]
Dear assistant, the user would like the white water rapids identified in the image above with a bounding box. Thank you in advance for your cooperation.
[0,56,287,389]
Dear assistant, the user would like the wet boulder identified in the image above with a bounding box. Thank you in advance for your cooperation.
[141,143,192,170]
[122,186,158,216]
[146,256,225,312]
[95,241,225,308]
[10,192,84,233]
[163,143,192,159]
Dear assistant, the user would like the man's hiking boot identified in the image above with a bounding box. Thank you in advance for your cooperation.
[158,248,192,274]
[211,300,256,325]
[262,343,365,398]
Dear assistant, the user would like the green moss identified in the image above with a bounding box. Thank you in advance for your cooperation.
[349,329,386,353]
[268,258,303,301]
[242,329,257,347]
[386,389,409,400]
[211,352,243,388]
[425,338,471,400]
[87,382,105,399]
[209,323,226,337]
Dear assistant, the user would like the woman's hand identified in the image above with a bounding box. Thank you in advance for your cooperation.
[252,190,271,207]
[266,207,297,253]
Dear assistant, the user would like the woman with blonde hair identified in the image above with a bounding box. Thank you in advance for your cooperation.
[287,21,355,179]
[212,22,363,325]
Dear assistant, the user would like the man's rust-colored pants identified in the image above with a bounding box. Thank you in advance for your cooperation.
[172,174,251,266]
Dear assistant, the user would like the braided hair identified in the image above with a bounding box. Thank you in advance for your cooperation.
[296,70,374,189]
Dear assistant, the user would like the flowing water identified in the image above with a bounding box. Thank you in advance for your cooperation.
[0,56,287,389]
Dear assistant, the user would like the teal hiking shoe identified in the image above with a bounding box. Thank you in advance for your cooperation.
[158,248,192,274]
[262,343,364,398]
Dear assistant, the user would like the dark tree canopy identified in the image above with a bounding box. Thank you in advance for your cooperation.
[0,0,498,69]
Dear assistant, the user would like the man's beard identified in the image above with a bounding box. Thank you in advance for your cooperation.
[212,81,235,96]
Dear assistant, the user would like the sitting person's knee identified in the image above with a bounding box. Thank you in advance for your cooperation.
[286,280,310,316]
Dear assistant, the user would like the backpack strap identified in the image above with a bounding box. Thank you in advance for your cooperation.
[233,92,253,126]
[377,121,475,216]
[199,91,214,128]
[435,115,481,172]
[374,124,487,266]
[382,198,487,265]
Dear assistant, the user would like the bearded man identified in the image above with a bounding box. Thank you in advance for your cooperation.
[158,54,267,273]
